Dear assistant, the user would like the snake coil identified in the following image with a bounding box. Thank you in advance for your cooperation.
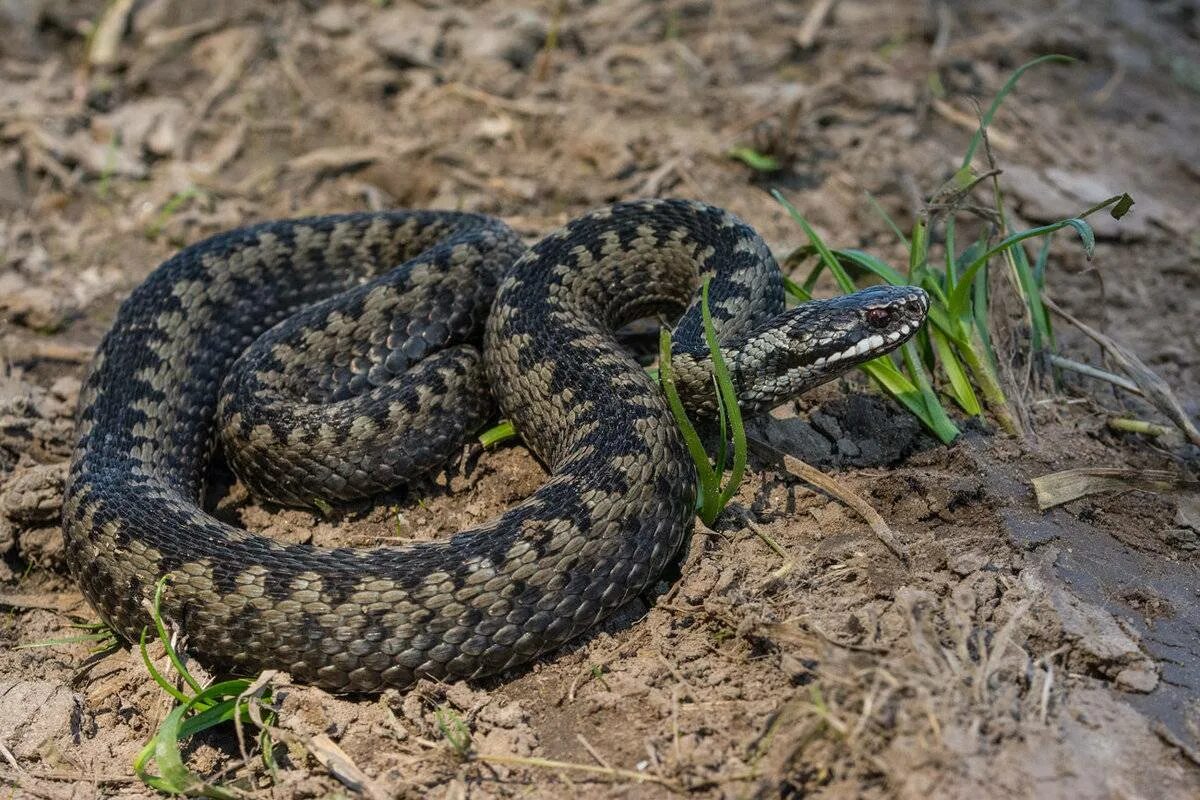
[63,199,927,691]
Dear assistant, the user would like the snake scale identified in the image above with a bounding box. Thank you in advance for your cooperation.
[62,199,928,692]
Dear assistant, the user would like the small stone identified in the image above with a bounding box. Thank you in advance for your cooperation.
[1164,528,1199,551]
[0,462,67,526]
[1175,496,1200,532]
[0,681,82,760]
[836,436,860,458]
[809,410,842,441]
[479,700,526,729]
[50,376,81,406]
[458,10,547,69]
[369,9,444,68]
[0,274,73,332]
[948,551,988,576]
[313,4,354,35]
[18,526,63,565]
[1115,664,1159,693]
[751,417,832,465]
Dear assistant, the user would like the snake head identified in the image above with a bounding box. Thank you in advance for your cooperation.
[730,284,929,413]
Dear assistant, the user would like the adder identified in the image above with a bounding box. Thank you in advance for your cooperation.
[62,199,928,692]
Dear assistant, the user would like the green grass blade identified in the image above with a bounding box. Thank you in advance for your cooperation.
[1009,242,1054,352]
[971,260,993,359]
[728,147,782,172]
[835,249,908,286]
[135,699,241,800]
[479,420,516,447]
[701,282,747,514]
[960,54,1076,169]
[139,628,191,705]
[858,359,957,444]
[786,245,908,290]
[1032,235,1052,288]
[864,192,910,248]
[947,217,1096,318]
[16,632,115,649]
[930,327,982,415]
[149,576,205,696]
[956,331,1018,435]
[772,190,857,293]
[944,217,958,293]
[922,304,959,341]
[900,341,960,441]
[713,386,728,478]
[917,272,951,308]
[784,276,812,302]
[658,328,717,503]
[908,219,929,282]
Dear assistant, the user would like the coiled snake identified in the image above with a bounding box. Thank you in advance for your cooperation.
[62,199,928,692]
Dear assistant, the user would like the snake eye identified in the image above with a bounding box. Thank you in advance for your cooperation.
[865,307,893,329]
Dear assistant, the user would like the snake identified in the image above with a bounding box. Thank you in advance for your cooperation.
[62,199,928,692]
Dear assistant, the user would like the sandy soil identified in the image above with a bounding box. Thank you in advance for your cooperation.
[2,0,1199,797]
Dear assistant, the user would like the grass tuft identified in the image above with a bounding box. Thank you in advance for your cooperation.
[435,705,472,758]
[771,55,1133,441]
[133,576,278,798]
[16,621,119,653]
[144,187,200,240]
[659,278,748,526]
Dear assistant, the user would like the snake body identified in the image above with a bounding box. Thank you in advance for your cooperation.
[62,199,927,692]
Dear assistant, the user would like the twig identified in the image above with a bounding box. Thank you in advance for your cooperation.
[929,2,953,62]
[143,18,227,48]
[5,769,137,784]
[1,340,94,364]
[1107,418,1172,438]
[275,41,315,104]
[931,98,1017,151]
[88,0,136,68]
[575,734,612,769]
[0,593,83,613]
[179,30,262,157]
[443,82,562,117]
[795,0,838,49]
[475,753,683,792]
[1047,354,1142,395]
[0,741,27,777]
[1044,296,1200,446]
[977,597,1032,703]
[635,156,684,197]
[751,437,908,562]
[731,509,797,578]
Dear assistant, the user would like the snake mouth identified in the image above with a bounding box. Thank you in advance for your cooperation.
[790,285,929,369]
[811,319,919,367]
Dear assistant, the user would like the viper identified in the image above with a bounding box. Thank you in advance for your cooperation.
[62,199,928,692]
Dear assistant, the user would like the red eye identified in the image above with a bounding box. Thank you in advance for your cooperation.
[865,307,892,329]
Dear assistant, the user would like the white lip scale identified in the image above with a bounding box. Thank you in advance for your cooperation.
[813,322,913,367]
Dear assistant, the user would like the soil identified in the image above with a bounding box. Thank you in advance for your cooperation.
[2,0,1199,798]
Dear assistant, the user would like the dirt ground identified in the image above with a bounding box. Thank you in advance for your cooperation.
[2,0,1199,797]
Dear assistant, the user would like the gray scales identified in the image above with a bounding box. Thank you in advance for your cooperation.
[61,199,928,692]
